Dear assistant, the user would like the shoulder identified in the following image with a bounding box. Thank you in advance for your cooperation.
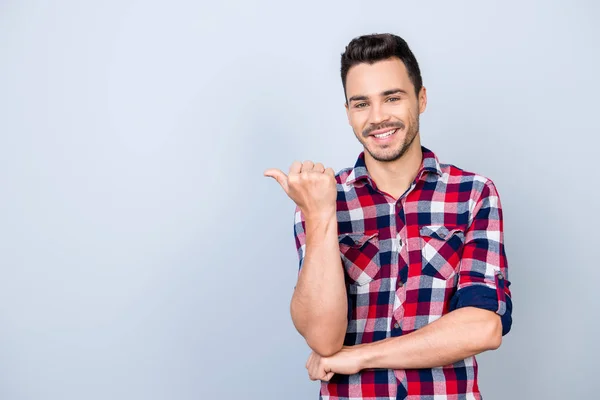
[438,162,503,223]
[439,161,498,194]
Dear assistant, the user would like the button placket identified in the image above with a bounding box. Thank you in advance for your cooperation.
[392,202,407,333]
[395,230,405,288]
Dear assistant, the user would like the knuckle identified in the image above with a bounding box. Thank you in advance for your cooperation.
[290,161,301,172]
[288,174,300,183]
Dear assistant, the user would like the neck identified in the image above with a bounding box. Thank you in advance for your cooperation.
[364,137,423,200]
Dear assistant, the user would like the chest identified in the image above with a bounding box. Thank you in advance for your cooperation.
[336,181,472,287]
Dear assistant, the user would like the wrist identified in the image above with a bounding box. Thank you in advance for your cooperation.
[352,344,373,371]
[356,339,389,370]
[303,209,337,228]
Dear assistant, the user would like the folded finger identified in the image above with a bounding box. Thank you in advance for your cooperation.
[306,352,313,369]
[301,160,315,172]
[289,161,302,175]
[323,372,335,381]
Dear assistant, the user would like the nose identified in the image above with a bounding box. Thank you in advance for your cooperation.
[368,103,390,126]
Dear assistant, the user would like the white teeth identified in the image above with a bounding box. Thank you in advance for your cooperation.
[374,129,396,138]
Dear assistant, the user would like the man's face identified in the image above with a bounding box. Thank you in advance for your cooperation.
[344,57,427,162]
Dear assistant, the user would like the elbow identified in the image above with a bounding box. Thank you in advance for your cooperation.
[482,314,503,351]
[307,335,345,357]
[487,333,502,351]
[290,296,347,356]
[290,322,346,357]
[302,319,346,357]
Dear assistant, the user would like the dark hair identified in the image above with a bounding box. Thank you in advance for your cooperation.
[340,33,423,100]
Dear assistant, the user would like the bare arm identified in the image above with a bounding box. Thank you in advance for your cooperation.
[290,212,347,357]
[306,307,501,380]
[359,307,501,369]
[265,161,347,357]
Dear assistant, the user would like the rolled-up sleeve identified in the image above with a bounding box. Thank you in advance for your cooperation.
[449,179,513,336]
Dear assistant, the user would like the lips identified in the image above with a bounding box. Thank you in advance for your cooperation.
[366,127,401,144]
[367,125,403,137]
[372,128,397,138]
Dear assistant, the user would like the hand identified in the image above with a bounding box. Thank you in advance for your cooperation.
[264,161,337,218]
[305,346,365,382]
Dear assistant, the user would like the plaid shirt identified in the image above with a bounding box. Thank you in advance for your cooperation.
[293,146,512,400]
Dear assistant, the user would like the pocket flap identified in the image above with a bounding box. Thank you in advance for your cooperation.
[419,225,464,241]
[338,231,378,248]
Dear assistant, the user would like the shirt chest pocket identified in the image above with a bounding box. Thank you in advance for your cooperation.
[338,231,381,286]
[419,225,465,280]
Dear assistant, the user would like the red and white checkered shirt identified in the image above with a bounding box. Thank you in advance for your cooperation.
[293,146,512,400]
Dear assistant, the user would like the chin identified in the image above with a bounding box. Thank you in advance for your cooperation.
[367,148,404,162]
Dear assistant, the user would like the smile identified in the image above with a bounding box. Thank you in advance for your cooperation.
[372,128,398,139]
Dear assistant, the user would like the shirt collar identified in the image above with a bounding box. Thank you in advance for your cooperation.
[344,145,443,187]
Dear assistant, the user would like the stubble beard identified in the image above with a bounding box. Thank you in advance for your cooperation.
[358,116,420,163]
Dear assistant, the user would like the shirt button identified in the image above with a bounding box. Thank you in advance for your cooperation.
[497,272,504,279]
[397,280,404,287]
[394,322,400,329]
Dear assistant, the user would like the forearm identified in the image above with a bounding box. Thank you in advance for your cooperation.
[291,214,347,356]
[359,307,502,370]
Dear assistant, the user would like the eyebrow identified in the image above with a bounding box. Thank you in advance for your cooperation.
[348,88,408,103]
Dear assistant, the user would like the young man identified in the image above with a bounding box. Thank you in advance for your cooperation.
[264,33,512,400]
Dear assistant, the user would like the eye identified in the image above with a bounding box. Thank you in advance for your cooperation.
[386,97,401,102]
[354,102,368,108]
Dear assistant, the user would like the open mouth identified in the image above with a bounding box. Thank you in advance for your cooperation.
[371,128,398,139]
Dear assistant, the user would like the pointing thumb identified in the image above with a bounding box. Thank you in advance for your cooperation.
[263,168,289,193]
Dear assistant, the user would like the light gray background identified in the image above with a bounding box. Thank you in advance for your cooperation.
[1,1,598,399]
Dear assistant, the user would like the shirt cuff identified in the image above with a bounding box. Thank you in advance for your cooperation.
[449,285,513,336]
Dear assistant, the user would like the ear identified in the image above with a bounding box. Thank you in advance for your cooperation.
[345,101,351,125]
[418,86,428,114]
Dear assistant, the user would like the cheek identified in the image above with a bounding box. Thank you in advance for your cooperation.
[394,104,412,119]
[393,106,416,127]
[408,102,420,118]
[349,113,367,131]
[409,107,420,124]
